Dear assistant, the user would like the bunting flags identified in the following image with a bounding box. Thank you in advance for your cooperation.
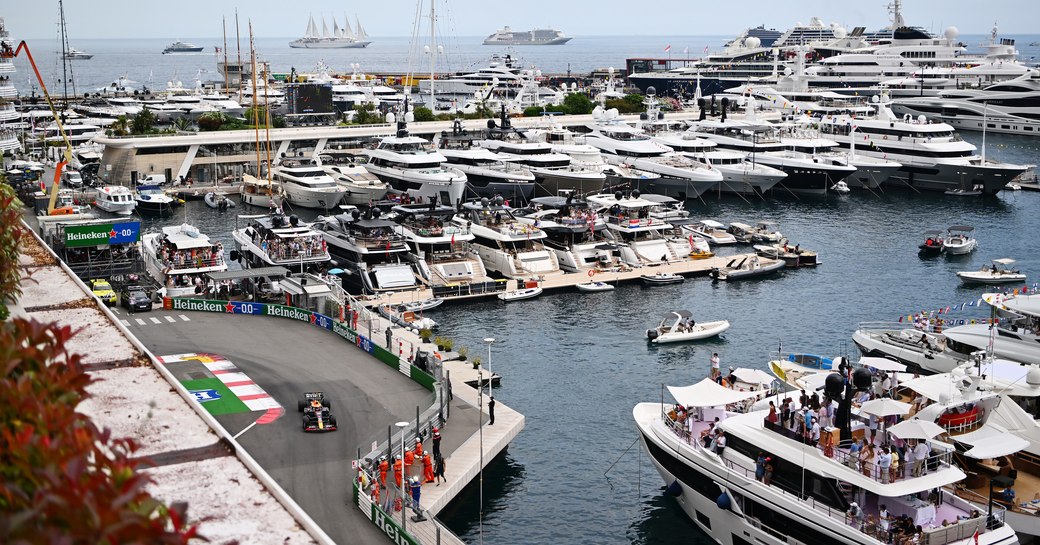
[894,285,1033,324]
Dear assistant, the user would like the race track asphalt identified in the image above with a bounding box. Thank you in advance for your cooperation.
[122,306,432,545]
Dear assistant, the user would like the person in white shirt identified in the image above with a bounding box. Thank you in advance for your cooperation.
[877,447,892,483]
[880,374,893,397]
[710,352,720,380]
[810,417,821,443]
[913,441,931,476]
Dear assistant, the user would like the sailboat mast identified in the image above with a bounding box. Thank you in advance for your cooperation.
[235,10,243,94]
[430,0,436,110]
[249,21,262,179]
[58,0,71,108]
[222,16,229,91]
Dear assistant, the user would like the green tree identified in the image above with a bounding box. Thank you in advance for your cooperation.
[130,107,156,135]
[562,93,595,115]
[351,104,382,125]
[412,107,435,122]
[108,115,130,137]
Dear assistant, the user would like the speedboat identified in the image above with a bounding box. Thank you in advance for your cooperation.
[686,219,737,245]
[646,310,729,343]
[143,224,228,297]
[957,258,1026,284]
[134,184,175,217]
[709,254,784,281]
[640,272,684,285]
[945,186,984,197]
[396,298,444,312]
[378,303,438,330]
[497,286,543,302]
[942,225,978,255]
[852,322,971,375]
[749,220,782,243]
[753,239,819,268]
[94,185,136,216]
[576,281,615,293]
[918,229,945,256]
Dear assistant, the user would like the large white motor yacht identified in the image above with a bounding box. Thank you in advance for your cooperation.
[323,162,388,205]
[586,192,686,267]
[816,95,1030,195]
[272,156,348,210]
[389,203,498,291]
[580,107,721,200]
[143,224,228,297]
[437,120,536,204]
[363,113,468,207]
[892,70,1040,137]
[313,210,420,295]
[451,198,561,279]
[231,213,330,271]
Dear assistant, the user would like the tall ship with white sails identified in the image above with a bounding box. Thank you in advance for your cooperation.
[290,14,371,49]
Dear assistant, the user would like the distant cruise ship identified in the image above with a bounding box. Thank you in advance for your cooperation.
[483,26,571,45]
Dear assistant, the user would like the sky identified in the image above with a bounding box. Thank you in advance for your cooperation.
[4,0,1039,40]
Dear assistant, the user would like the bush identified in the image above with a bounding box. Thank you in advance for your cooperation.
[562,93,595,115]
[0,181,24,320]
[412,107,435,122]
[0,319,200,542]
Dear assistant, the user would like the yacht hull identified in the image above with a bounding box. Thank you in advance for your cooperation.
[851,327,967,374]
[887,162,1028,195]
[712,167,785,195]
[628,176,718,200]
[281,186,348,210]
[464,179,536,204]
[533,170,606,197]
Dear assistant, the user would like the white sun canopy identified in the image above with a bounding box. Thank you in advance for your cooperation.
[668,378,761,408]
[957,427,1030,459]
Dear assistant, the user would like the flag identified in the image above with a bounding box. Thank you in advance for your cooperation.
[974,528,980,544]
[683,47,689,54]
[945,306,951,313]
[703,45,709,53]
[898,316,903,323]
[664,45,671,52]
[450,232,455,245]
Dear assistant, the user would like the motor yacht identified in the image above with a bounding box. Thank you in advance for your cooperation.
[524,117,655,191]
[479,110,605,197]
[323,161,388,205]
[162,40,204,54]
[586,192,685,267]
[482,27,571,46]
[437,120,536,204]
[419,54,525,98]
[272,156,348,210]
[580,107,721,200]
[313,209,420,295]
[388,203,498,292]
[363,111,468,207]
[231,213,330,272]
[450,198,561,280]
[816,95,1030,195]
[512,195,618,274]
[633,370,1018,545]
[852,321,970,375]
[134,183,175,217]
[93,185,136,216]
[63,47,92,60]
[142,224,228,297]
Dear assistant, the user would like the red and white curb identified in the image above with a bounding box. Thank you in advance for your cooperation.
[158,352,282,411]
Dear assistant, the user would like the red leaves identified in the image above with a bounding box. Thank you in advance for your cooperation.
[0,183,27,320]
[0,318,202,543]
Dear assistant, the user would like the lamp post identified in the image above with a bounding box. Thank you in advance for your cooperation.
[298,250,305,276]
[483,337,495,398]
[395,421,409,530]
[477,359,484,545]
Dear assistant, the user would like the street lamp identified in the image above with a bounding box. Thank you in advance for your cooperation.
[483,338,495,398]
[395,421,409,530]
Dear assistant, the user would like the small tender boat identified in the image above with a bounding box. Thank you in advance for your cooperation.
[709,255,784,281]
[134,183,175,216]
[94,185,136,215]
[830,180,851,193]
[917,229,945,256]
[942,225,977,255]
[957,258,1027,284]
[397,298,444,312]
[646,310,730,343]
[753,240,818,268]
[205,192,236,211]
[498,286,543,301]
[749,220,782,243]
[686,219,737,245]
[576,281,615,293]
[378,304,438,330]
[640,272,684,285]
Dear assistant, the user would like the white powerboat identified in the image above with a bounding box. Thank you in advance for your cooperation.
[686,220,737,245]
[364,112,468,207]
[143,224,228,297]
[498,286,543,301]
[232,213,331,271]
[134,183,175,216]
[942,225,978,255]
[204,192,236,211]
[451,199,561,279]
[586,192,686,267]
[273,157,348,210]
[313,211,421,295]
[852,322,971,375]
[709,254,785,281]
[94,186,136,216]
[378,303,437,330]
[646,310,730,343]
[957,258,1026,284]
[388,203,496,290]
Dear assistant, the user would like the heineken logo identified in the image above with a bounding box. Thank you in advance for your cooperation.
[64,222,140,248]
[171,299,226,313]
[67,231,110,242]
[265,305,310,322]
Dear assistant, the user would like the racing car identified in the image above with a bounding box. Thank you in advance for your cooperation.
[298,392,337,432]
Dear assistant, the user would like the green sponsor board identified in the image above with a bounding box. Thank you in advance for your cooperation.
[264,303,312,322]
[64,222,140,248]
[355,482,420,545]
[168,298,228,313]
[181,378,250,415]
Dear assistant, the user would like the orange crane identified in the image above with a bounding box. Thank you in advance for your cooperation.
[2,40,76,214]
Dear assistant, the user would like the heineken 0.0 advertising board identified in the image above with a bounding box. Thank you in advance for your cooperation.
[64,222,141,248]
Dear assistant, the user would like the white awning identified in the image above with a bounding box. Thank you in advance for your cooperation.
[667,378,761,408]
[732,368,775,386]
[957,427,1030,459]
[859,357,907,372]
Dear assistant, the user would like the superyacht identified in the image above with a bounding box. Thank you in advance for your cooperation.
[482,27,572,46]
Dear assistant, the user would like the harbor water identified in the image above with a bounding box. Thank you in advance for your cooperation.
[130,130,1040,544]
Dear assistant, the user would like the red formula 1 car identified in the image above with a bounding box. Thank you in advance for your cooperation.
[298,392,338,432]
